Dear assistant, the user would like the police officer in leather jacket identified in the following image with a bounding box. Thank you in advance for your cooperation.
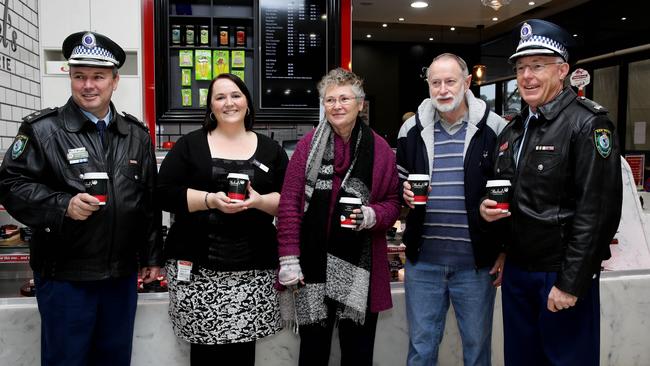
[0,31,162,365]
[480,19,622,365]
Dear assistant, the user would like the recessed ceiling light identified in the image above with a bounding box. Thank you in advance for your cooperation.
[398,17,405,21]
[492,17,498,21]
[366,34,372,38]
[621,17,627,20]
[450,27,456,31]
[528,1,535,5]
[410,1,428,8]
[573,33,578,37]
[382,23,388,28]
[429,37,434,41]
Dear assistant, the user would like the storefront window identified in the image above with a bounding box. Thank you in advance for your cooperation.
[479,84,496,112]
[626,59,650,151]
[503,79,521,119]
[593,65,619,128]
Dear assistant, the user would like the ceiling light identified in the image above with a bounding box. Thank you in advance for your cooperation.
[410,1,428,8]
[492,17,499,21]
[429,37,434,41]
[382,23,388,28]
[621,17,627,20]
[366,34,372,38]
[528,1,535,5]
[573,34,578,37]
[481,0,511,11]
[398,17,405,21]
[450,27,456,31]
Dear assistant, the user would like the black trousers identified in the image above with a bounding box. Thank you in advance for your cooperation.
[298,306,379,366]
[190,341,256,366]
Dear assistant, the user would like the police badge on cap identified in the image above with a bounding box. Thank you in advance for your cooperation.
[62,31,126,68]
[509,19,573,63]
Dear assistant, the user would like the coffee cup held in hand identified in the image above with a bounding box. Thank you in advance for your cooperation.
[83,172,109,205]
[408,174,430,205]
[339,197,362,229]
[227,173,249,202]
[486,180,511,212]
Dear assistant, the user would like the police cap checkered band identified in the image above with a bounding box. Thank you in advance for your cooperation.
[62,31,126,68]
[509,19,573,63]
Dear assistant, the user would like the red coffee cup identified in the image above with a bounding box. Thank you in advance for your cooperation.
[339,197,362,229]
[83,172,109,205]
[227,173,249,202]
[408,174,430,205]
[486,180,512,212]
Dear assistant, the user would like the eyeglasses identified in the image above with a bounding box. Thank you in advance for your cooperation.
[323,95,360,107]
[513,62,564,75]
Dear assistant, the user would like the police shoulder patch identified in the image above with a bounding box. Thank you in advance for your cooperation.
[11,135,29,160]
[594,128,612,158]
[23,107,58,124]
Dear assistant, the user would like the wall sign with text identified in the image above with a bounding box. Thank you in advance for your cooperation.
[259,0,327,109]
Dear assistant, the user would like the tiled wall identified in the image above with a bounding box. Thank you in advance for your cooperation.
[0,0,40,151]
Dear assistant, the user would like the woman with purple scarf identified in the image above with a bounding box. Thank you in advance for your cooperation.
[276,68,400,366]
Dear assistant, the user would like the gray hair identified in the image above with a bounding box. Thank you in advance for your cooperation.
[317,67,365,99]
[427,53,470,78]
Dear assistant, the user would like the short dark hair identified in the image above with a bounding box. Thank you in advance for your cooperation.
[203,73,255,131]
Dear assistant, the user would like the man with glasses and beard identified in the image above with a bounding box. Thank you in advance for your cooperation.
[480,19,622,365]
[397,53,506,365]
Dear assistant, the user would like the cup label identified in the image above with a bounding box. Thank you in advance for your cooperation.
[410,180,429,205]
[228,178,248,202]
[488,186,510,210]
[339,200,361,229]
[84,178,108,205]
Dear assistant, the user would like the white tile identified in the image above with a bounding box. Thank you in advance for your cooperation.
[2,137,14,149]
[6,90,17,105]
[12,106,23,121]
[10,74,20,89]
[1,105,10,120]
[0,88,5,103]
[21,78,30,94]
[6,121,18,136]
[0,121,7,136]
[35,97,40,109]
[30,80,39,96]
[15,61,25,78]
[16,92,26,108]
[0,71,10,87]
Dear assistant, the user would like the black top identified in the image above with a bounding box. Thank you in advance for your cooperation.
[156,129,288,271]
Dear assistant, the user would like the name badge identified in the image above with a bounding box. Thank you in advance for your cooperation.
[535,145,555,151]
[252,159,269,173]
[177,260,193,282]
[67,147,89,164]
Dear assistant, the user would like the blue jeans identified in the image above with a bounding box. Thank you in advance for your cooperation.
[405,260,496,366]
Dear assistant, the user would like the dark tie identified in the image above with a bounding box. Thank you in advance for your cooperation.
[96,120,107,147]
[514,115,537,167]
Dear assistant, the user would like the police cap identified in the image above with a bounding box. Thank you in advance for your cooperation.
[509,19,573,63]
[62,31,126,68]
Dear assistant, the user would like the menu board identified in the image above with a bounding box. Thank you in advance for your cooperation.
[259,0,327,109]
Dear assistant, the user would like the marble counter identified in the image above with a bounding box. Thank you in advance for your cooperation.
[2,271,650,365]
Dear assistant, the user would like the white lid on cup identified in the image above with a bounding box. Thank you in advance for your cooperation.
[83,172,109,180]
[408,174,430,181]
[227,173,249,180]
[486,179,511,187]
[339,197,362,204]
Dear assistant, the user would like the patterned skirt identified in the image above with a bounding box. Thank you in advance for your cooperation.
[166,260,282,344]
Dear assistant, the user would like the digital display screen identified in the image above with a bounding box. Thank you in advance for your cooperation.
[259,0,327,109]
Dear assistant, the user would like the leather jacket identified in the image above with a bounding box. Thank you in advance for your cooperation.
[0,98,162,281]
[493,88,622,296]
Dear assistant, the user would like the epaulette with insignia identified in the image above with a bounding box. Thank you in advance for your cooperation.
[576,97,608,115]
[122,112,149,132]
[23,107,58,124]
